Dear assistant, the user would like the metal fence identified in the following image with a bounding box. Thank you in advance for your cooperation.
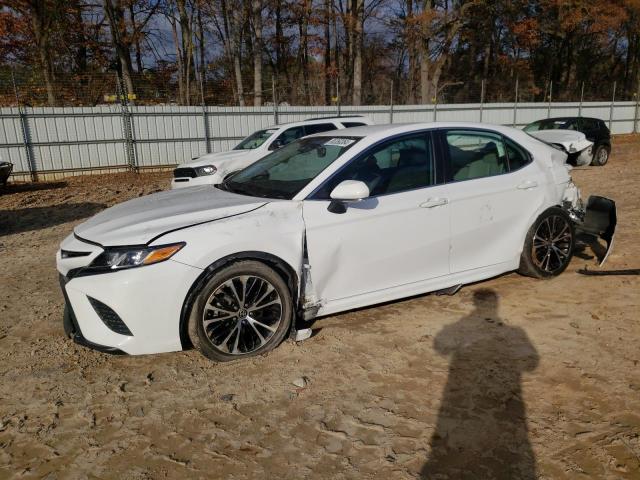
[1,99,639,182]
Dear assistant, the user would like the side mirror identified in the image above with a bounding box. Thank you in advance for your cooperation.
[269,139,283,151]
[328,180,370,214]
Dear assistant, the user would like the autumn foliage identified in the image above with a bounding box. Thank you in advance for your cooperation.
[0,0,637,106]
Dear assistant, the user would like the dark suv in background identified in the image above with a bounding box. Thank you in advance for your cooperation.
[523,117,611,166]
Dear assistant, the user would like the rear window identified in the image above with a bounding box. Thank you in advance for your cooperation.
[523,119,571,132]
[304,123,337,135]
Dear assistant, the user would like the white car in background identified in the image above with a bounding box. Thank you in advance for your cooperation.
[171,116,373,189]
[526,129,594,166]
[57,123,616,361]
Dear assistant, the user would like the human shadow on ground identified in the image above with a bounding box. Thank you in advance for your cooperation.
[421,289,539,480]
[0,203,105,236]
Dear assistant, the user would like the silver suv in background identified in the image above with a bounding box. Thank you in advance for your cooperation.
[171,116,374,189]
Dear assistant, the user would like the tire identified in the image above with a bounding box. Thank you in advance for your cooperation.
[188,260,293,362]
[591,144,610,166]
[518,207,575,279]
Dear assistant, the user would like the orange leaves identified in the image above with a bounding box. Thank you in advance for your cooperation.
[512,18,541,50]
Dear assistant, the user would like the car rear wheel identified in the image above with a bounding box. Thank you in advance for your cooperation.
[188,261,293,362]
[591,145,609,166]
[518,207,575,279]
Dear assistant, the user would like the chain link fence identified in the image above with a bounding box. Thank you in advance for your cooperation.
[2,66,636,108]
[2,66,640,183]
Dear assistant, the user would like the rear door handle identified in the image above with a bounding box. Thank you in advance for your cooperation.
[420,198,449,208]
[517,180,538,190]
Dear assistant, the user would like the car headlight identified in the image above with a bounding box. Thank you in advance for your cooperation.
[195,165,217,176]
[86,243,185,273]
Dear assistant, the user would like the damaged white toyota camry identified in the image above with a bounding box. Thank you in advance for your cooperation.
[57,123,616,361]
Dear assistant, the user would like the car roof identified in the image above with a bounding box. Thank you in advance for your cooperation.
[306,122,525,140]
[263,116,373,130]
[533,116,600,123]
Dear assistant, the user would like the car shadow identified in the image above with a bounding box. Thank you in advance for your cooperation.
[421,288,539,479]
[574,233,608,263]
[0,203,105,236]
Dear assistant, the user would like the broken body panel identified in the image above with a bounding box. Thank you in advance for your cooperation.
[528,130,594,166]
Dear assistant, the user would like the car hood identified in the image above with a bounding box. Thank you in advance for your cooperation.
[529,130,593,153]
[177,150,256,169]
[74,186,268,246]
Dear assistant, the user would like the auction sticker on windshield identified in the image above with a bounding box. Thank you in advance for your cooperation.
[324,138,356,147]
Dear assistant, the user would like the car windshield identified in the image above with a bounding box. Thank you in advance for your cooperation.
[220,136,361,199]
[523,119,571,132]
[233,129,278,150]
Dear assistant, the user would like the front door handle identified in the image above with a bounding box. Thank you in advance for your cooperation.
[517,180,538,190]
[420,198,449,208]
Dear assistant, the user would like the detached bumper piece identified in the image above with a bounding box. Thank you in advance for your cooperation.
[59,275,126,355]
[575,196,617,266]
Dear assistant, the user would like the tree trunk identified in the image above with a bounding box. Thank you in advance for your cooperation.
[176,0,194,105]
[252,0,263,106]
[30,0,56,106]
[221,0,245,106]
[128,3,144,73]
[197,5,206,98]
[419,0,432,104]
[298,1,311,104]
[406,0,416,104]
[74,4,88,73]
[324,0,332,105]
[352,0,363,105]
[103,0,135,97]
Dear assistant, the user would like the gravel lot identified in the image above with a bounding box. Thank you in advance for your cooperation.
[1,138,639,479]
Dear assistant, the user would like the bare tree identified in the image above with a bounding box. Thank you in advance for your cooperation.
[252,0,263,106]
[103,0,136,96]
[14,0,60,105]
[352,0,363,105]
[102,0,158,97]
[218,0,245,105]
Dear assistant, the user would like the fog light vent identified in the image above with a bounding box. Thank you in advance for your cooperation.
[87,296,133,336]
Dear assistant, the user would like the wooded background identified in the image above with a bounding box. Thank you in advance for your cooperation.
[1,1,639,107]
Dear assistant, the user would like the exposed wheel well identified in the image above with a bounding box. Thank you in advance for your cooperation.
[178,252,299,349]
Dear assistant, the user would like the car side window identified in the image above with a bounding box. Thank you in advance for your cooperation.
[445,130,508,182]
[275,126,305,147]
[341,122,367,128]
[304,123,338,135]
[504,137,531,171]
[312,133,435,199]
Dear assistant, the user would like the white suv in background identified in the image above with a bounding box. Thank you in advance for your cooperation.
[171,116,373,189]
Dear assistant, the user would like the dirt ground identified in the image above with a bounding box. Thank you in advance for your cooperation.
[0,137,639,480]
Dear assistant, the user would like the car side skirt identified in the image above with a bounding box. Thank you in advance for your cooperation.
[315,259,519,318]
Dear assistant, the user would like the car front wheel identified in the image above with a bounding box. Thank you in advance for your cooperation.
[518,207,575,279]
[188,261,293,361]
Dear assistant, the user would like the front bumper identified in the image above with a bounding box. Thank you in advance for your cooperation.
[57,235,203,355]
[60,274,125,355]
[171,173,223,189]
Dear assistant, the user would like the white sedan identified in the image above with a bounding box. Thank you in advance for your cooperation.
[171,116,373,189]
[56,123,616,361]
